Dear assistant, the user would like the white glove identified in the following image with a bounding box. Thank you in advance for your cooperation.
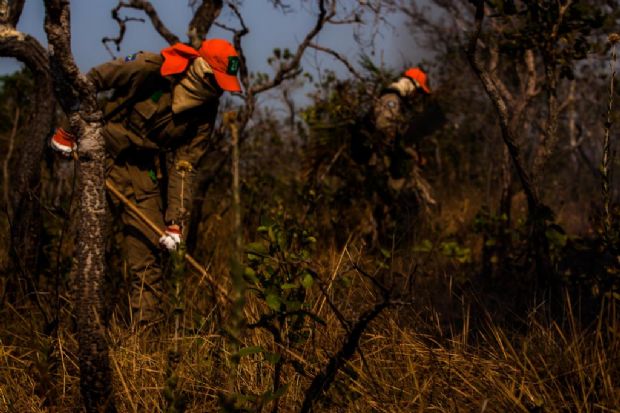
[159,226,182,251]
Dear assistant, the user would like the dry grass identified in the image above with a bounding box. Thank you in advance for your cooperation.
[1,247,619,413]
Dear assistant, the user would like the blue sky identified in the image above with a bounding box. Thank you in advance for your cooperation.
[1,1,424,104]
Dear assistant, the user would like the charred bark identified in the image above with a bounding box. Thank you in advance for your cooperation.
[44,0,115,411]
[0,4,55,299]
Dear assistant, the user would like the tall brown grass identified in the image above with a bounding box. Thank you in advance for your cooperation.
[1,242,618,412]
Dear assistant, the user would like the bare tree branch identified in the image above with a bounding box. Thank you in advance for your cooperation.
[249,0,331,96]
[465,0,539,214]
[102,2,145,56]
[466,0,555,284]
[103,0,179,50]
[533,1,573,186]
[300,299,390,413]
[309,42,363,80]
[188,0,223,48]
[602,35,617,244]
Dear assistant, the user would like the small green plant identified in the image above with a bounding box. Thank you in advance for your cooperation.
[163,246,188,413]
[227,209,322,412]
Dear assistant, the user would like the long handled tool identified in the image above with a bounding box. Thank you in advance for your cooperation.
[105,179,228,299]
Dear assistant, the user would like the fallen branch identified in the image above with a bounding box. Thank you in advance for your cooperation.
[300,299,390,413]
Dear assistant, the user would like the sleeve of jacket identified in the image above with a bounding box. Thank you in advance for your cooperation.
[165,104,218,226]
[86,52,162,93]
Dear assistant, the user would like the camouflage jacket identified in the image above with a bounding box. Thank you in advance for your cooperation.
[374,92,409,143]
[87,51,220,224]
[352,92,417,179]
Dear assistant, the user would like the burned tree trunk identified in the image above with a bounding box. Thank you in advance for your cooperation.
[0,0,54,298]
[44,0,115,411]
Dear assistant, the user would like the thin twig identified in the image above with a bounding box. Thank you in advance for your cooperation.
[602,34,618,244]
[2,106,19,217]
[102,0,179,51]
[249,0,331,96]
[309,42,363,80]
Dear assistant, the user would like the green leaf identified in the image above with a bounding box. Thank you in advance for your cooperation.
[268,226,277,243]
[266,294,282,311]
[244,267,260,285]
[237,346,264,357]
[413,239,433,253]
[281,283,298,290]
[247,241,267,254]
[302,273,314,289]
[263,352,281,364]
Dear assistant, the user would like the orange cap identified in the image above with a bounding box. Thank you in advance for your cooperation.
[404,67,431,94]
[161,39,242,92]
[199,39,242,92]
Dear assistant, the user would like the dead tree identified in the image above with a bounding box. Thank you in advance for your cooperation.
[0,0,54,303]
[44,0,115,411]
[463,0,560,287]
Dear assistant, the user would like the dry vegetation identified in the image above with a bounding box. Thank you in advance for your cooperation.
[1,0,620,412]
[1,242,619,412]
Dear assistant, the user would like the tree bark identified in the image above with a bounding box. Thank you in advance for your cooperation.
[188,0,223,48]
[466,0,553,284]
[0,4,55,299]
[465,0,540,215]
[44,1,115,411]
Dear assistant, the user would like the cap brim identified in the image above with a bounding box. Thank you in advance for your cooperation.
[421,84,431,94]
[213,70,242,92]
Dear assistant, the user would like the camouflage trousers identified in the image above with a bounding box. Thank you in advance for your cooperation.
[107,160,166,324]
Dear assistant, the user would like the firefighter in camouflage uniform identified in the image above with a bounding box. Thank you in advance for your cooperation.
[51,39,242,323]
[351,67,436,244]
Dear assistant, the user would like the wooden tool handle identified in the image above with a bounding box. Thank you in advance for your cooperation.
[105,179,228,299]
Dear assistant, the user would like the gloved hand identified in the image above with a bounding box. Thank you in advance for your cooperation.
[159,225,182,251]
[50,128,77,157]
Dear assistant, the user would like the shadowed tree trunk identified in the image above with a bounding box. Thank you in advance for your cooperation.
[44,0,115,411]
[466,0,554,284]
[0,0,55,304]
